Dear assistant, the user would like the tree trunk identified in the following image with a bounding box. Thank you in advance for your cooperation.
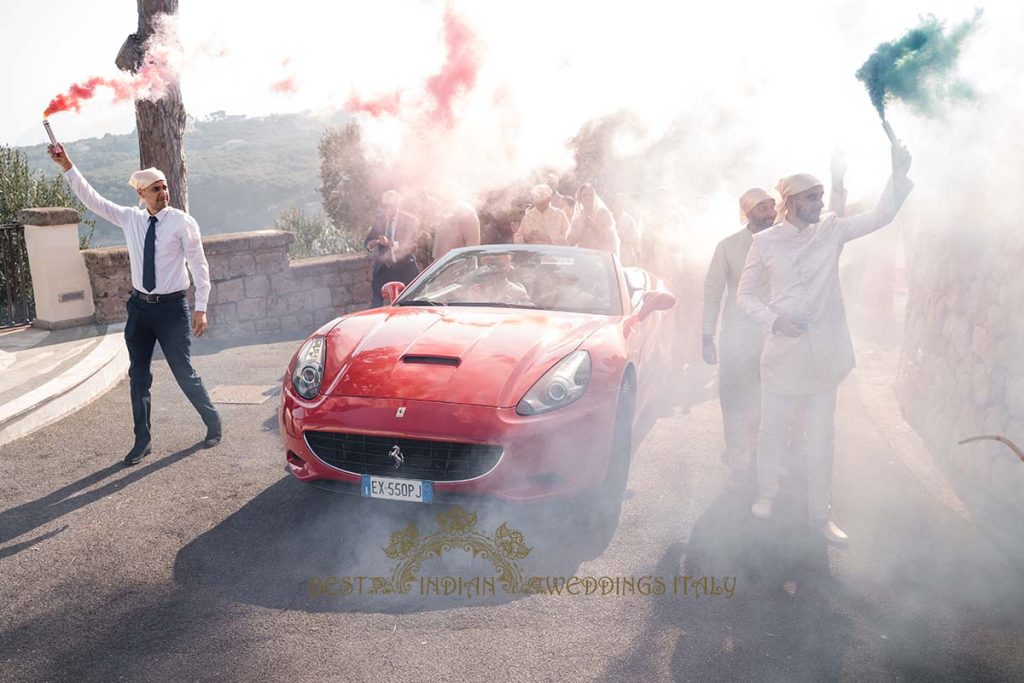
[115,0,188,213]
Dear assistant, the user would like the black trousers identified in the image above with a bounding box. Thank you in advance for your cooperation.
[371,257,421,307]
[124,294,220,445]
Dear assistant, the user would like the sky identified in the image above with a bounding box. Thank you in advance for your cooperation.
[1,0,1018,247]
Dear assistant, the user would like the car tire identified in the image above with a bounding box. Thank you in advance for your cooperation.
[575,376,635,542]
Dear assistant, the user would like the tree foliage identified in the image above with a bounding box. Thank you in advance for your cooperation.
[319,122,379,245]
[0,145,95,248]
[274,207,356,258]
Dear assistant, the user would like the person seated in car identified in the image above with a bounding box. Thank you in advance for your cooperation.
[548,257,610,311]
[455,255,532,305]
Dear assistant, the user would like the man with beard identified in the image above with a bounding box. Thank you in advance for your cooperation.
[736,143,912,545]
[546,172,575,221]
[704,160,848,487]
[702,189,778,485]
[514,184,570,245]
[365,190,422,307]
[48,144,221,467]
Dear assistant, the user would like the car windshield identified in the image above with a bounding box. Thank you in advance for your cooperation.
[397,247,622,315]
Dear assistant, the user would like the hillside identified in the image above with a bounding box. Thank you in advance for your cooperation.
[22,111,348,247]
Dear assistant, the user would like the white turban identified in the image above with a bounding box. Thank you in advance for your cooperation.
[530,184,553,202]
[128,167,166,191]
[774,173,823,222]
[738,187,773,223]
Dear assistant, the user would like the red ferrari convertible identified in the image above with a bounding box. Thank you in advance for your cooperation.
[279,245,675,513]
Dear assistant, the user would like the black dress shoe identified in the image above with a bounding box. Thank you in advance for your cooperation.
[202,430,222,449]
[123,443,152,467]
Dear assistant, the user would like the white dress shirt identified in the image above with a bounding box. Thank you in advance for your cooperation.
[64,165,212,311]
[736,175,913,394]
[514,206,570,245]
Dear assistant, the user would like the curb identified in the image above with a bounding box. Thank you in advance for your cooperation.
[0,324,128,448]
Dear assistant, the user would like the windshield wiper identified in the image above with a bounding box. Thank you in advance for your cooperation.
[397,298,446,307]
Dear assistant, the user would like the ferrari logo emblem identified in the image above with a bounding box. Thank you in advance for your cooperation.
[389,445,404,468]
[396,407,406,418]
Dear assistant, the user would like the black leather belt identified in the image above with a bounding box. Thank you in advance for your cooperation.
[132,289,186,303]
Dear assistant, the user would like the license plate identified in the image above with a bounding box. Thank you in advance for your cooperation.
[361,474,433,503]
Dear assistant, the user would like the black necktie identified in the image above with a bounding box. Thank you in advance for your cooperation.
[143,215,157,291]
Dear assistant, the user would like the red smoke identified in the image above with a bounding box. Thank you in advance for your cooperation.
[44,77,116,117]
[271,77,299,94]
[44,48,179,116]
[270,58,298,94]
[346,4,480,128]
[348,91,403,117]
[43,64,174,117]
[426,7,480,126]
[44,17,188,118]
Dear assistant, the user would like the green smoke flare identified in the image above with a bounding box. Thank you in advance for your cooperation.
[856,11,982,121]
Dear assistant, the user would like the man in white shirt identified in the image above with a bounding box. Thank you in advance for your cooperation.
[514,185,570,246]
[736,143,912,544]
[49,144,222,467]
[364,190,422,307]
[704,162,848,487]
[431,200,481,263]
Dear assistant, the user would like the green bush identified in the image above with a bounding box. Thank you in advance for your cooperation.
[274,207,357,258]
[0,145,95,248]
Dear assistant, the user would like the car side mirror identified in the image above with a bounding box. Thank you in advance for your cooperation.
[381,281,406,305]
[638,290,676,320]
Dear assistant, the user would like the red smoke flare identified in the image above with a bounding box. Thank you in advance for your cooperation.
[43,63,175,117]
[44,17,186,118]
[44,77,118,117]
[346,4,480,128]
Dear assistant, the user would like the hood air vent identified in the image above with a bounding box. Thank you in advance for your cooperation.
[402,355,460,367]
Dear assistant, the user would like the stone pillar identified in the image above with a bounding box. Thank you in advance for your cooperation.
[18,207,96,329]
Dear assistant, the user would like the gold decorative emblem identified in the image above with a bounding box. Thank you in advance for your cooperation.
[375,505,532,594]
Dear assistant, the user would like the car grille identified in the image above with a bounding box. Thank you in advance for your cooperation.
[304,431,503,481]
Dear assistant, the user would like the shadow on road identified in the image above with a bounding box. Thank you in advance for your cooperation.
[0,445,203,553]
[603,480,852,682]
[173,476,619,614]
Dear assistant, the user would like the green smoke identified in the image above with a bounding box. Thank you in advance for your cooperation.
[856,11,982,121]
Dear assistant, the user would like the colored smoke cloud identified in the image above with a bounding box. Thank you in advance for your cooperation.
[346,3,480,129]
[271,77,299,94]
[43,14,184,117]
[856,11,983,121]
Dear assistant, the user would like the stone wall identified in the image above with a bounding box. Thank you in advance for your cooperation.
[81,230,373,338]
[896,225,1024,515]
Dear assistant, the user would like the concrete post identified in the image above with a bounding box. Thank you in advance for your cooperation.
[17,207,96,329]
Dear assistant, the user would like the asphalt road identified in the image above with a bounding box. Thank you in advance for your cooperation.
[1,334,1023,682]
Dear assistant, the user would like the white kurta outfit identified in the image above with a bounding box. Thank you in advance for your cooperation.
[703,227,763,470]
[735,174,912,517]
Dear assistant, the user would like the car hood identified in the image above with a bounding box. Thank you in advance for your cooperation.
[324,306,609,407]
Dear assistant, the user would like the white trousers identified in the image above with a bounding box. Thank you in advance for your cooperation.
[757,387,838,521]
[718,327,762,472]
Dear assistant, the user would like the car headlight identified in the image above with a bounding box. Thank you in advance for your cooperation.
[292,336,326,400]
[516,350,591,416]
